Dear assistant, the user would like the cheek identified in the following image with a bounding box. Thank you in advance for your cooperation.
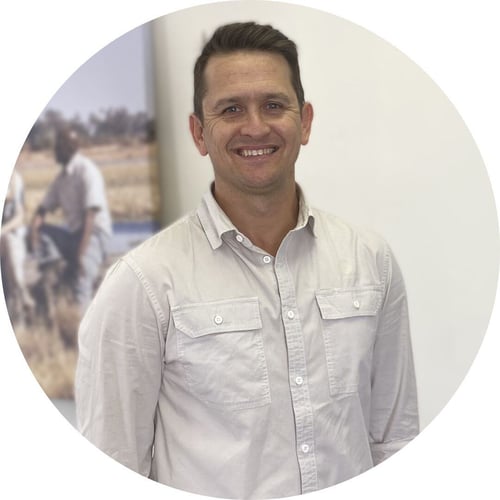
[206,125,233,154]
[280,116,305,138]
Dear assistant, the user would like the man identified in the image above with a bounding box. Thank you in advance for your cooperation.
[1,170,34,320]
[75,22,419,499]
[30,127,112,311]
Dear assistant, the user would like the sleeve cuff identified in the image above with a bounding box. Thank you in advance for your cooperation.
[370,437,415,465]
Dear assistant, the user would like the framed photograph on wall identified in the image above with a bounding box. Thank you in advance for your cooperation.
[1,22,160,420]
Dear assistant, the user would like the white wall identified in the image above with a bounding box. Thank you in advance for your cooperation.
[151,1,499,429]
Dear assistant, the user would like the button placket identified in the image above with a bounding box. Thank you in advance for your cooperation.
[274,238,318,493]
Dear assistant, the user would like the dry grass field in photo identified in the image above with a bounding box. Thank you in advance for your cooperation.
[8,141,161,399]
[17,141,161,223]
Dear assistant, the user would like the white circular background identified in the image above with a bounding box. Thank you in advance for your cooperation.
[1,1,498,499]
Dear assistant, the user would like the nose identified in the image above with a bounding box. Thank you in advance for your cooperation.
[240,108,271,138]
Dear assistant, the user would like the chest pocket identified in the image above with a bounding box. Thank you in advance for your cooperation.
[315,286,383,396]
[172,297,271,410]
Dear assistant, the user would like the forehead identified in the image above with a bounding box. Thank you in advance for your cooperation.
[202,50,294,101]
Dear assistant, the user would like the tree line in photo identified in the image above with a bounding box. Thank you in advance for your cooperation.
[26,107,156,151]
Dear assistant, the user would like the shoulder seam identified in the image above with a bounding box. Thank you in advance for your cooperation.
[120,255,168,351]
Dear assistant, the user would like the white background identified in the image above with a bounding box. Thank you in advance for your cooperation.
[151,1,498,430]
[0,1,498,499]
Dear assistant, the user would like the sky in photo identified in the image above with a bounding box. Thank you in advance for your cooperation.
[44,23,154,120]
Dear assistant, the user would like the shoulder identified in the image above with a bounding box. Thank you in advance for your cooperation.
[312,207,388,252]
[123,210,202,271]
[97,211,203,309]
[310,207,393,282]
[71,153,100,175]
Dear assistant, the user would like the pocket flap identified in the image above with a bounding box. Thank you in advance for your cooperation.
[315,286,383,319]
[172,297,262,338]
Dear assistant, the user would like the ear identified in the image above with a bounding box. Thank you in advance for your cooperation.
[300,102,314,146]
[189,113,208,156]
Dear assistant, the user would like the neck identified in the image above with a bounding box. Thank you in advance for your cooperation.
[214,182,299,256]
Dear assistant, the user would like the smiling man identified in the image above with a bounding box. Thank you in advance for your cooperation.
[75,22,419,499]
[189,48,313,257]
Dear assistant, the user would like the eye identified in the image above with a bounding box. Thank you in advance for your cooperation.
[266,102,282,110]
[222,105,241,114]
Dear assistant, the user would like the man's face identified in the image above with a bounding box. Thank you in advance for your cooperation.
[54,132,77,166]
[190,50,313,198]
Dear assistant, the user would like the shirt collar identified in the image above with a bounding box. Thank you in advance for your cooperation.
[197,183,317,250]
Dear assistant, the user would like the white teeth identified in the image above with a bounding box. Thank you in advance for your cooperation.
[239,148,276,157]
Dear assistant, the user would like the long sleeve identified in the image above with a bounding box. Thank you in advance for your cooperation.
[75,257,165,476]
[369,245,419,465]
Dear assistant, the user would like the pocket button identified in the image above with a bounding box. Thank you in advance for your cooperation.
[213,314,223,325]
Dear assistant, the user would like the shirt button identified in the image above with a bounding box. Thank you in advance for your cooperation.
[287,310,295,319]
[214,315,223,325]
[263,255,271,264]
[353,300,360,309]
[301,444,310,454]
[295,376,304,386]
[235,234,244,243]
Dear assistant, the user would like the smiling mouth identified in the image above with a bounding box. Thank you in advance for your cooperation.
[236,147,278,157]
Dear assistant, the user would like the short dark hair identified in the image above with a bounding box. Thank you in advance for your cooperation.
[193,22,305,119]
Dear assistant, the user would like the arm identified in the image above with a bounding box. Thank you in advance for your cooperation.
[2,210,24,234]
[77,208,98,272]
[29,174,60,251]
[29,207,46,252]
[369,246,419,465]
[75,257,165,475]
[2,173,25,233]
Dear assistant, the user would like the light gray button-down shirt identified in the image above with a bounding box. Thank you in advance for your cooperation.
[75,187,419,499]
